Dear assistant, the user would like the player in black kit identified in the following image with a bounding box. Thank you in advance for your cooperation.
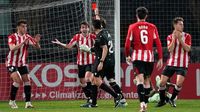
[80,19,123,107]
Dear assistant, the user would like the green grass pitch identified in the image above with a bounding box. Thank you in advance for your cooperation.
[0,100,200,112]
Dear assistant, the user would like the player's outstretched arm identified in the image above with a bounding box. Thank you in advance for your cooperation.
[52,39,73,49]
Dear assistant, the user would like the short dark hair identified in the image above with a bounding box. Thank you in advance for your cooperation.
[17,19,27,26]
[92,19,102,29]
[136,7,148,19]
[80,21,89,27]
[173,17,184,25]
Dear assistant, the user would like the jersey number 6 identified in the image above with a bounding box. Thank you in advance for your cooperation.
[140,30,148,44]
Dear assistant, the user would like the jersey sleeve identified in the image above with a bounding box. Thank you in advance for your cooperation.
[68,34,78,46]
[185,34,192,46]
[8,35,16,45]
[167,35,172,47]
[153,26,163,59]
[27,34,36,45]
[125,25,133,57]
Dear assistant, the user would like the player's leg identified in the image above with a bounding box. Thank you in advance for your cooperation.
[156,74,168,107]
[105,64,127,106]
[19,66,33,108]
[92,59,122,107]
[8,66,21,109]
[93,76,122,107]
[156,66,174,107]
[85,65,98,107]
[93,76,118,99]
[146,80,156,98]
[108,78,127,106]
[78,65,92,107]
[137,73,147,112]
[169,67,187,107]
[80,78,91,99]
[132,61,146,111]
[143,77,151,105]
[143,62,154,105]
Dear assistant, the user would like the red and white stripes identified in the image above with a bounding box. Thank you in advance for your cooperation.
[68,33,96,65]
[167,32,191,68]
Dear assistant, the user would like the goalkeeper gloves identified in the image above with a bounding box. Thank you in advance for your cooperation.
[79,44,91,52]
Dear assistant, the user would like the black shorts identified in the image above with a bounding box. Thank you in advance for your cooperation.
[162,66,187,77]
[7,66,29,75]
[78,64,92,78]
[132,60,154,77]
[92,59,115,80]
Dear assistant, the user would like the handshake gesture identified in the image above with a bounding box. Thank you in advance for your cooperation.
[79,44,91,52]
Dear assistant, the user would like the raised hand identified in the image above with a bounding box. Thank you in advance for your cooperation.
[173,30,182,41]
[34,34,41,43]
[51,39,61,45]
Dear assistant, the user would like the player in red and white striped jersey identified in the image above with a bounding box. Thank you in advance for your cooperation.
[52,21,98,107]
[166,32,191,68]
[67,33,96,65]
[124,13,163,63]
[6,19,41,109]
[157,17,192,107]
[125,7,163,112]
[6,34,37,67]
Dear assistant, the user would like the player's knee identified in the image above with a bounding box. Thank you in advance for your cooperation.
[144,84,151,89]
[85,76,93,82]
[80,82,87,87]
[176,80,184,87]
[85,71,92,77]
[136,75,144,84]
[13,78,22,84]
[160,79,167,87]
[144,80,151,86]
[80,78,86,83]
[79,78,87,87]
[94,78,102,87]
[13,82,20,87]
[24,81,31,86]
[11,73,21,82]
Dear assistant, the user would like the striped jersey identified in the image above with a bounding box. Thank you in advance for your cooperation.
[6,33,36,67]
[68,33,96,65]
[166,32,191,68]
[125,21,163,62]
